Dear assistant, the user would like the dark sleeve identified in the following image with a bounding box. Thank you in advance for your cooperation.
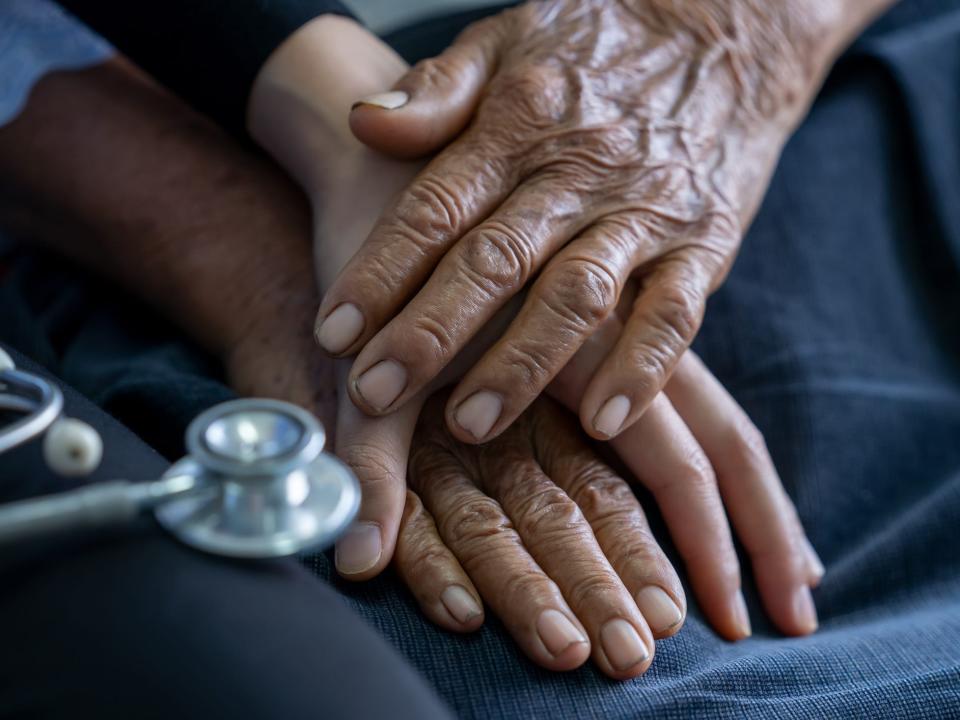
[56,0,357,135]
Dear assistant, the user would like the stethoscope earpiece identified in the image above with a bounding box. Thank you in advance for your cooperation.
[42,418,104,477]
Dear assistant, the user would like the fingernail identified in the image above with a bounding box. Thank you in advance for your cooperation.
[593,395,631,437]
[441,585,482,624]
[317,303,364,354]
[536,609,587,657]
[355,360,407,411]
[635,586,683,634]
[335,522,382,575]
[352,90,409,110]
[733,590,752,638]
[454,391,502,440]
[600,619,649,671]
[793,585,819,634]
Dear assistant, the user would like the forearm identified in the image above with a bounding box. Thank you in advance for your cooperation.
[0,58,315,358]
[248,15,407,193]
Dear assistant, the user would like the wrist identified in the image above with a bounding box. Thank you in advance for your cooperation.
[248,15,407,193]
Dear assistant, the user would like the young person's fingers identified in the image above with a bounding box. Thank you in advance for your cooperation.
[333,365,426,580]
[666,353,819,635]
[610,396,751,641]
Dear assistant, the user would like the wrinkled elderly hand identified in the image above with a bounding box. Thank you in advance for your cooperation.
[396,393,674,679]
[317,0,854,444]
[248,15,825,643]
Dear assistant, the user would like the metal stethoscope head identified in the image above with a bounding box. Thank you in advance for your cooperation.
[0,346,360,558]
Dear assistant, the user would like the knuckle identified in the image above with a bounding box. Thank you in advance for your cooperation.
[459,222,535,293]
[503,570,556,609]
[513,486,584,538]
[404,541,452,582]
[648,443,716,496]
[410,312,458,362]
[410,56,461,91]
[352,247,416,294]
[620,336,676,404]
[408,443,459,493]
[442,496,512,548]
[548,126,642,183]
[676,445,718,492]
[498,339,555,391]
[567,469,636,521]
[339,443,402,490]
[492,64,566,126]
[396,176,466,241]
[653,280,703,344]
[541,258,620,330]
[617,535,671,577]
[564,573,625,609]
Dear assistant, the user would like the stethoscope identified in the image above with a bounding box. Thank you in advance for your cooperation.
[0,346,360,557]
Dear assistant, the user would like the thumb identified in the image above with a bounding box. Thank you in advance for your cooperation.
[349,17,504,159]
[334,362,427,580]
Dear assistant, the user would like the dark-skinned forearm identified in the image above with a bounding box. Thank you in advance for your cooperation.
[0,58,316,358]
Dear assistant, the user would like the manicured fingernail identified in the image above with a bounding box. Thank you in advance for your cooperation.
[441,585,482,624]
[454,391,502,440]
[536,610,587,657]
[316,303,364,354]
[355,360,407,411]
[635,586,683,634]
[353,90,409,110]
[335,522,382,575]
[600,619,649,671]
[793,585,819,634]
[593,395,631,437]
[733,590,752,638]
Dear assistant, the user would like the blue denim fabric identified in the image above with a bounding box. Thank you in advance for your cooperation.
[0,1,958,718]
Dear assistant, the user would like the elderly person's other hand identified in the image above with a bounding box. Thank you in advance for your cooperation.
[396,393,667,679]
[318,0,895,445]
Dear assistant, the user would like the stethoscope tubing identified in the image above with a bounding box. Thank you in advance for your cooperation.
[0,348,359,557]
[0,368,63,455]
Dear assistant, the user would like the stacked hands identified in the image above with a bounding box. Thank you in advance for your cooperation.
[243,0,860,679]
[0,0,892,681]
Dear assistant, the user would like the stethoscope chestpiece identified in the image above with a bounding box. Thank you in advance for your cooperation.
[154,399,359,558]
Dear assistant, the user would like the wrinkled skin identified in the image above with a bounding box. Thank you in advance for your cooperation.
[397,393,678,679]
[246,9,830,677]
[320,0,839,446]
[311,151,823,665]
